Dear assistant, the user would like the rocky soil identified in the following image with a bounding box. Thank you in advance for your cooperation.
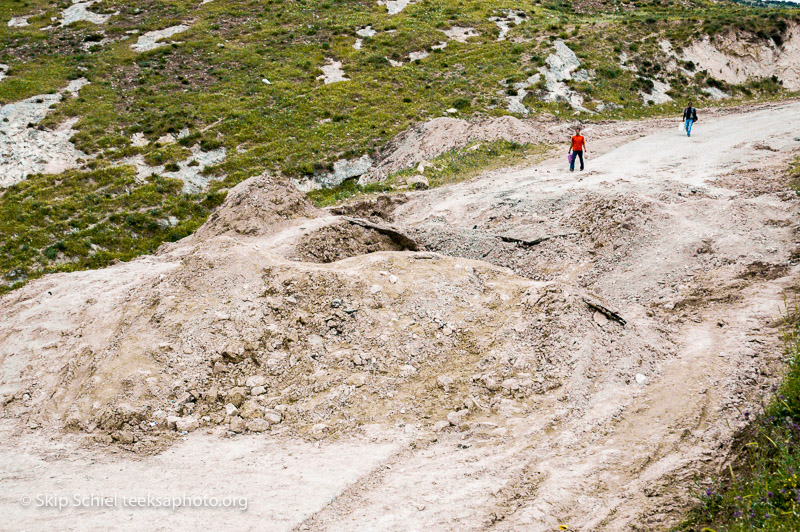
[1,101,800,530]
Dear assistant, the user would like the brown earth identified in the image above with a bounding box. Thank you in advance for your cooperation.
[1,101,800,530]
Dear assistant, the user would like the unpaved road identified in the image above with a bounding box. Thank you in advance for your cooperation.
[2,102,799,530]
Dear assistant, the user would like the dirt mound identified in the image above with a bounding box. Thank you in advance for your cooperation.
[328,193,409,222]
[193,173,323,240]
[0,172,664,452]
[362,115,564,182]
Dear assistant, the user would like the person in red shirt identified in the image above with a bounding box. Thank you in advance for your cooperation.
[568,126,587,172]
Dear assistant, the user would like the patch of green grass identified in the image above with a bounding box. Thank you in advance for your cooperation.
[0,165,224,293]
[677,160,800,531]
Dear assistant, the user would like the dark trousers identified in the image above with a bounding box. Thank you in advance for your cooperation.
[570,150,584,171]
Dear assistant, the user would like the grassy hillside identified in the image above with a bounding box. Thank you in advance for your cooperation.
[1,0,799,291]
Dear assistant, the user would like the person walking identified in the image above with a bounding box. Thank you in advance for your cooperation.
[569,126,586,172]
[683,103,698,137]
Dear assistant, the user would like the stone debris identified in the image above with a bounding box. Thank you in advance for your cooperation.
[408,51,429,61]
[447,409,468,426]
[703,86,730,100]
[317,59,349,85]
[377,0,415,15]
[489,10,526,41]
[635,373,649,386]
[8,16,29,28]
[406,175,429,190]
[0,171,671,446]
[0,78,90,188]
[122,143,227,193]
[356,26,377,38]
[0,64,8,83]
[229,416,246,433]
[61,1,111,26]
[506,74,540,115]
[642,80,673,105]
[441,26,480,43]
[437,375,454,392]
[537,40,592,112]
[175,416,199,432]
[131,25,190,53]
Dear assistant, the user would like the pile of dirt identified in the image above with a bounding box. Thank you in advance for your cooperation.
[290,220,412,263]
[0,173,664,452]
[192,173,323,240]
[361,115,565,183]
[328,193,409,223]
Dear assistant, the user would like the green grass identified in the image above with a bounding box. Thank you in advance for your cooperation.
[0,165,224,294]
[1,0,799,289]
[677,161,800,531]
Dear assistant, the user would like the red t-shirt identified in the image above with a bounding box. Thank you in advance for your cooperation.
[571,135,585,151]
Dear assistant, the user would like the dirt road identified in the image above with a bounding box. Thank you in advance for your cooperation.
[2,102,799,531]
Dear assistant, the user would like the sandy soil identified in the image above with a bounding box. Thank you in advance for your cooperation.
[1,102,799,530]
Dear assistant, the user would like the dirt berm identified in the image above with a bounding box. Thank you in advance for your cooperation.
[0,174,661,450]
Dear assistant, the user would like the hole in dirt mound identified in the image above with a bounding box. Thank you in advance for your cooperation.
[292,221,413,263]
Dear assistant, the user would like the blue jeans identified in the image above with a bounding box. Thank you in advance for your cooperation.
[570,150,584,171]
[685,119,693,136]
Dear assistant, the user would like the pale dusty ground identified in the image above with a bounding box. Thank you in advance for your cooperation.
[1,102,800,530]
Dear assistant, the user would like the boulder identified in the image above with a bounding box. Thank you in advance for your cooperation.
[175,416,199,432]
[406,175,429,190]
